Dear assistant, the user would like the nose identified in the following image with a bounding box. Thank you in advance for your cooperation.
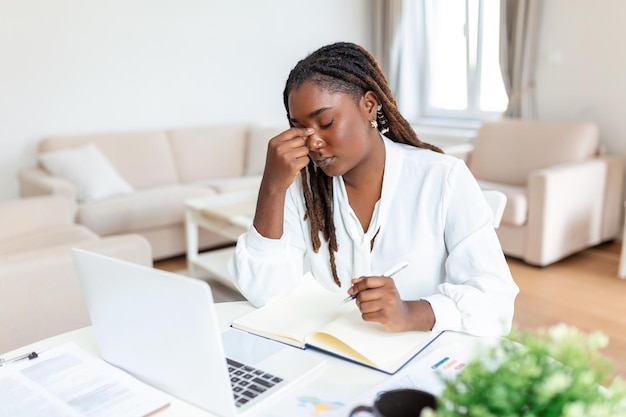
[307,134,324,151]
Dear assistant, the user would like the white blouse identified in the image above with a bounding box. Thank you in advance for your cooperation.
[228,136,519,337]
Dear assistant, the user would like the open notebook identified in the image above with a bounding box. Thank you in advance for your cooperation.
[232,273,444,374]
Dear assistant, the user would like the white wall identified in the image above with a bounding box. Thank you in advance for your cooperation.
[535,0,626,159]
[0,0,372,199]
[535,1,626,234]
[3,1,626,203]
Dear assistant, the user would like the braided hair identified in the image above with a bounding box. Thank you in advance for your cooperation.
[283,42,443,287]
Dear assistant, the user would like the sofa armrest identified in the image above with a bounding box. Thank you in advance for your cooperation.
[526,159,607,266]
[0,234,152,353]
[18,167,77,200]
[598,155,625,240]
[0,196,77,241]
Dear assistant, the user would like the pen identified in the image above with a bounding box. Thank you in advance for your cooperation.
[340,261,410,304]
[0,351,38,367]
[431,357,449,369]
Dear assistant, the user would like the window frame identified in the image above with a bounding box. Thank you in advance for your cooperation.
[413,0,505,125]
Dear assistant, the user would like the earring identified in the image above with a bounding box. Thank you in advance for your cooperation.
[370,120,378,129]
[376,104,389,134]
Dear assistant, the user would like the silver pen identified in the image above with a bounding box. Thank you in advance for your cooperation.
[340,261,410,304]
[0,351,38,367]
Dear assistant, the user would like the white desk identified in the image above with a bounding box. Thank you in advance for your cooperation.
[2,301,485,417]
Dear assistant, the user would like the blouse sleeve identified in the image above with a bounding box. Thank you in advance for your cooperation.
[227,181,308,307]
[422,159,519,336]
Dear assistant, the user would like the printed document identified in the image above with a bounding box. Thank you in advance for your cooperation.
[0,342,170,417]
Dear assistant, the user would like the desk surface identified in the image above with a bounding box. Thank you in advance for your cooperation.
[3,301,485,417]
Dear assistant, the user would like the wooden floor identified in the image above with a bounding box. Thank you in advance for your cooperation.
[155,241,626,378]
[508,241,626,378]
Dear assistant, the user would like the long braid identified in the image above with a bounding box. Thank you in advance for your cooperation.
[283,42,442,286]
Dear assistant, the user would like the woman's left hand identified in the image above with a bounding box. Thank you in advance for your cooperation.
[348,276,435,332]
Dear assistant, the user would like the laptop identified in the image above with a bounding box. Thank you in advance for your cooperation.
[71,249,325,416]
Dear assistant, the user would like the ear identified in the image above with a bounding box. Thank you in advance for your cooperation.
[362,91,379,119]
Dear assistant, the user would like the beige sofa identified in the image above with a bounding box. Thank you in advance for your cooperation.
[18,124,283,260]
[463,120,624,267]
[0,195,152,353]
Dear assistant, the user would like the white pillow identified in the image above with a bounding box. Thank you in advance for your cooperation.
[39,143,134,203]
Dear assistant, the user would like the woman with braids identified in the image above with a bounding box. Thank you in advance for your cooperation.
[228,42,518,337]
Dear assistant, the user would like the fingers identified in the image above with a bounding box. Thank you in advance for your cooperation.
[349,277,394,314]
[349,276,388,298]
[268,128,315,168]
[262,127,315,191]
[351,277,397,305]
[270,127,315,152]
[349,276,406,331]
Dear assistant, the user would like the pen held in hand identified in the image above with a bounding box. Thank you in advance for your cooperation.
[340,261,410,304]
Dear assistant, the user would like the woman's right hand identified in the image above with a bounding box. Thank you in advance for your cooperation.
[262,127,315,193]
[253,127,314,239]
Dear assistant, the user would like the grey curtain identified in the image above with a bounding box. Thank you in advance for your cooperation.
[372,0,421,117]
[500,0,542,118]
[372,0,403,93]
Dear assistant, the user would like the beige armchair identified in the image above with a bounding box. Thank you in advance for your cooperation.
[464,119,624,267]
[0,195,153,352]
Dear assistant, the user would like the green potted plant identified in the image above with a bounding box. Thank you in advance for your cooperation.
[424,324,626,417]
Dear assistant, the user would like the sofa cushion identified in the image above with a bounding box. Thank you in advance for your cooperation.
[0,224,98,256]
[77,185,216,236]
[39,144,134,203]
[168,125,248,183]
[39,130,179,190]
[245,125,285,176]
[469,120,599,186]
[477,180,528,227]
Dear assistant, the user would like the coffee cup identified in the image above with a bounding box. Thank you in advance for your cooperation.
[349,388,437,417]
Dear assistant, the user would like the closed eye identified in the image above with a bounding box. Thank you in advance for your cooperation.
[319,120,334,129]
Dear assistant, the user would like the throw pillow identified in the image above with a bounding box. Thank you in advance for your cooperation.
[39,143,134,203]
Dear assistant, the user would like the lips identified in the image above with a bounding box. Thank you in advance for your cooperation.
[314,156,334,168]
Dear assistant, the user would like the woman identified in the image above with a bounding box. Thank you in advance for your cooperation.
[229,42,518,337]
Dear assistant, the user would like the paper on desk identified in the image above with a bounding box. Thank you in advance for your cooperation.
[354,332,500,402]
[0,342,170,417]
[261,388,349,417]
[260,332,497,417]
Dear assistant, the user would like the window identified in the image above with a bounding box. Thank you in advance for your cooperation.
[404,0,507,123]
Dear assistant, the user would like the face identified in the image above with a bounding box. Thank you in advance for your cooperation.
[287,81,379,178]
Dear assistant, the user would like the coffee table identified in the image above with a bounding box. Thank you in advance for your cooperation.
[185,190,257,289]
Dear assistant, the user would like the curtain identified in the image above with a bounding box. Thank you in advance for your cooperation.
[372,0,403,92]
[499,0,542,118]
[372,0,422,117]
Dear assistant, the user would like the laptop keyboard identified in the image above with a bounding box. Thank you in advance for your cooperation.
[227,358,284,407]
